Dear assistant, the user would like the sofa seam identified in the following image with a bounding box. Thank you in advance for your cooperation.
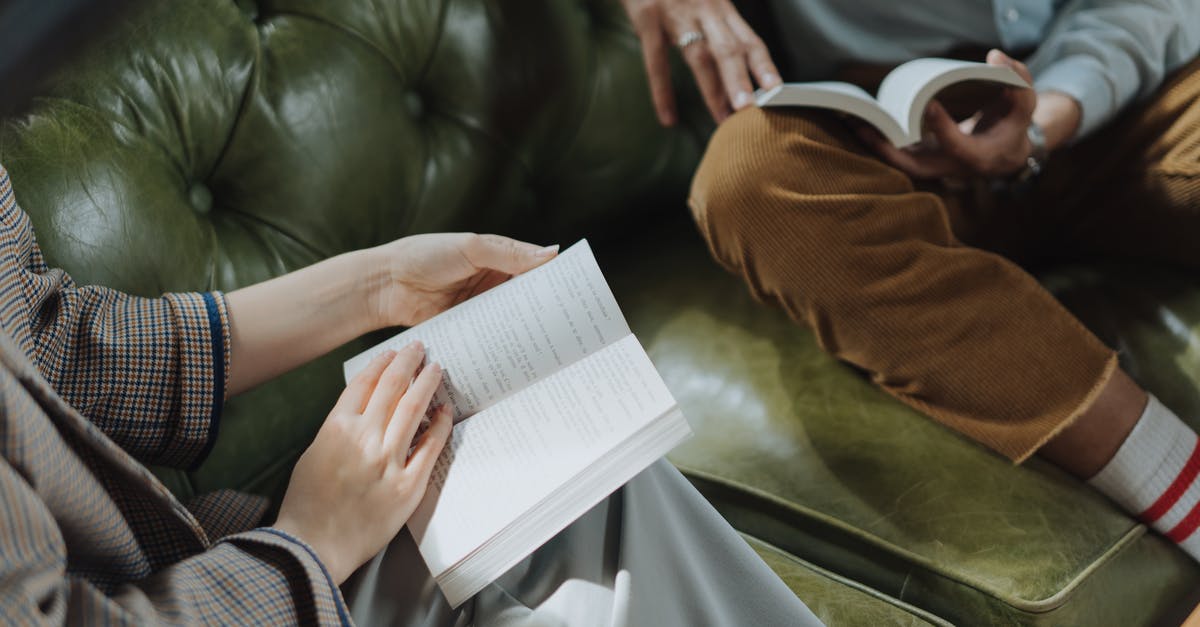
[675,462,1148,614]
[744,534,955,627]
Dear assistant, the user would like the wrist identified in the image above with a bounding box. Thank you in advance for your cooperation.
[315,247,389,336]
[357,246,393,332]
[271,518,350,584]
[1033,90,1082,152]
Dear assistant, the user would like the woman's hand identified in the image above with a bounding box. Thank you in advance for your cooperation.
[860,50,1039,179]
[366,233,557,329]
[273,343,452,584]
[620,0,781,126]
[225,232,553,396]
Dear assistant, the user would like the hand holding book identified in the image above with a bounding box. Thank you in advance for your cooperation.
[859,50,1040,179]
[274,343,453,585]
[343,241,692,607]
[756,49,1082,180]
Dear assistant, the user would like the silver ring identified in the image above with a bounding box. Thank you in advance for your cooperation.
[677,30,705,50]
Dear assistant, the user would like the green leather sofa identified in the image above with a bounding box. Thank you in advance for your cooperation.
[2,1,1197,624]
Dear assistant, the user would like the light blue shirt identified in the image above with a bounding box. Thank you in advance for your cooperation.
[768,0,1200,138]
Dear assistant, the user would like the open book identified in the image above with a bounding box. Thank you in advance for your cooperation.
[343,240,691,608]
[756,58,1029,147]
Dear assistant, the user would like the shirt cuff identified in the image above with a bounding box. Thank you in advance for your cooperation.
[224,528,353,625]
[1033,54,1119,141]
[162,291,231,470]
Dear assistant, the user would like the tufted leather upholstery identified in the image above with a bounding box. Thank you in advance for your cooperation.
[0,0,707,496]
[3,0,1198,624]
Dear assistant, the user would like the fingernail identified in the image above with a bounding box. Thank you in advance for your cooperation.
[734,91,752,109]
[535,244,559,258]
[409,341,425,354]
[660,111,677,127]
[762,73,779,87]
[379,349,397,361]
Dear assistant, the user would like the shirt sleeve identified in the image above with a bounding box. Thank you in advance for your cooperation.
[1026,0,1200,140]
[0,457,349,626]
[59,531,352,626]
[0,165,230,470]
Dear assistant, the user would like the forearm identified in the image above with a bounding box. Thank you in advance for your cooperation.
[1033,90,1083,152]
[1025,0,1199,140]
[226,249,384,396]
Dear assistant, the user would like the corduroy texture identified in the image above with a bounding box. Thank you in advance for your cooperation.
[689,57,1200,462]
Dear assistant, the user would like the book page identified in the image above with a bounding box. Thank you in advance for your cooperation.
[408,334,678,575]
[343,240,631,421]
[876,59,1027,145]
[756,82,906,146]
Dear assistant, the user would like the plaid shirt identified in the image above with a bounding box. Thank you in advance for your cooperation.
[0,165,350,624]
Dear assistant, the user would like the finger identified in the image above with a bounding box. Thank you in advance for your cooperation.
[870,134,962,179]
[335,349,396,414]
[1007,83,1038,121]
[923,101,986,171]
[635,19,678,126]
[698,14,755,110]
[987,49,1031,84]
[363,341,425,421]
[724,12,780,89]
[384,362,444,452]
[969,108,1037,175]
[465,234,558,276]
[682,44,732,122]
[669,17,731,123]
[987,49,1036,118]
[406,404,453,480]
[939,87,1032,176]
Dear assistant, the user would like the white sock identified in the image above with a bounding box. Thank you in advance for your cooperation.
[1089,395,1200,561]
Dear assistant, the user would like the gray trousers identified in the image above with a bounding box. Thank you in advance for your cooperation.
[342,460,822,626]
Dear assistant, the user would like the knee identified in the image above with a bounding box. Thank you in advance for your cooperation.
[690,109,799,224]
[689,108,891,235]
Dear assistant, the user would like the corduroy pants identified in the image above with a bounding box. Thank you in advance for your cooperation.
[689,57,1200,462]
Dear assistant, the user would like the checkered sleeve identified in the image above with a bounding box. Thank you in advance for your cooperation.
[0,165,230,470]
[65,530,352,625]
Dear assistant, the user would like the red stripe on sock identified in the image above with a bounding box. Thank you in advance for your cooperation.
[1139,438,1200,524]
[1168,500,1200,543]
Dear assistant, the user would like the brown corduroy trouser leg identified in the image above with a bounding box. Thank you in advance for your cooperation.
[689,58,1200,462]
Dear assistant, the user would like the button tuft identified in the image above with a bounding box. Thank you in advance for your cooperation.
[235,0,259,21]
[188,184,213,215]
[404,91,425,119]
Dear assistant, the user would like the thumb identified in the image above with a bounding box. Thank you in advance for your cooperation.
[465,234,559,276]
[987,48,1034,85]
[987,49,1036,120]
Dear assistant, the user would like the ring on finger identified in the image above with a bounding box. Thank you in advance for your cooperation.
[677,30,705,49]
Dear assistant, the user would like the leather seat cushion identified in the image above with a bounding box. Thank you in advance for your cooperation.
[601,224,1200,626]
[746,534,951,626]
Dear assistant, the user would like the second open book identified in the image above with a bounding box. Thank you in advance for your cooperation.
[756,58,1029,147]
[343,240,691,608]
